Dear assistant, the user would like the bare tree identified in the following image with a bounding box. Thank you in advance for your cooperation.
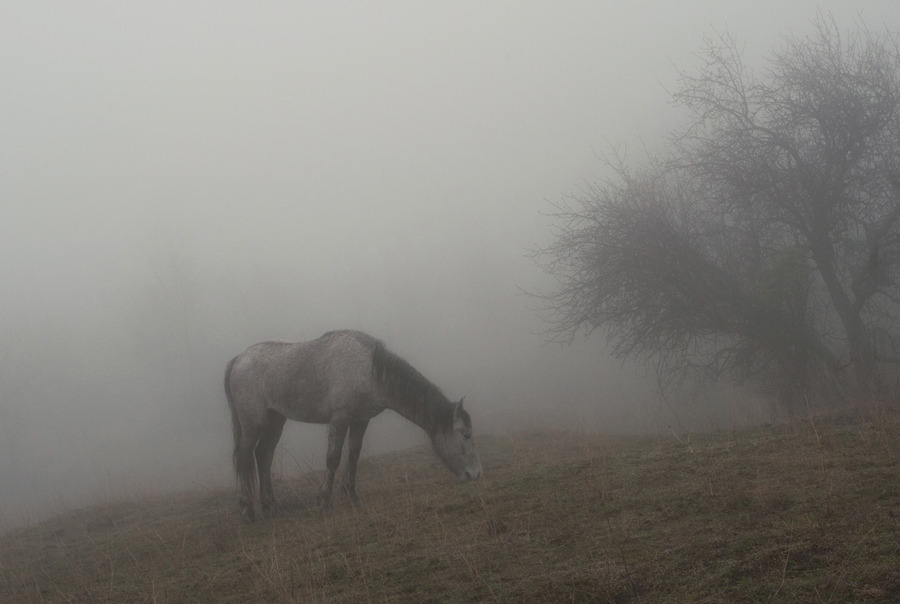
[535,20,900,410]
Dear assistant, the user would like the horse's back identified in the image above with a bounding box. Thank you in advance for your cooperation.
[227,331,383,424]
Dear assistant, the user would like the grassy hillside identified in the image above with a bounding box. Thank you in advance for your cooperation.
[1,407,898,603]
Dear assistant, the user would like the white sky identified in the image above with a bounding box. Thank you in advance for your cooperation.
[7,3,894,297]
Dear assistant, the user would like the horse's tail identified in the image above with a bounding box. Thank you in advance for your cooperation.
[225,356,258,511]
[224,357,240,476]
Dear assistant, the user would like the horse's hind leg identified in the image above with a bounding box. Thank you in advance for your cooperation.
[256,410,286,516]
[342,419,370,507]
[235,429,261,523]
[318,423,348,510]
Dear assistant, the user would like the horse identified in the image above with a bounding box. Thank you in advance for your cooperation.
[224,329,482,522]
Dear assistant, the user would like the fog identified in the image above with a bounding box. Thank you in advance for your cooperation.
[2,2,896,532]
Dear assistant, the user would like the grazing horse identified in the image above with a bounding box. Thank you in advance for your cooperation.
[225,330,482,522]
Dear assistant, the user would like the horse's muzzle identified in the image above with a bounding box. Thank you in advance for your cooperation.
[459,464,482,482]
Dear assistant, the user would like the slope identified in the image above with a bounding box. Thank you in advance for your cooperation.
[1,409,898,602]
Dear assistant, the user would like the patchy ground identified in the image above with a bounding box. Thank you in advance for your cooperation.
[1,406,898,602]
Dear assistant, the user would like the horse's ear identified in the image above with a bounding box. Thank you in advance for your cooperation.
[454,397,465,419]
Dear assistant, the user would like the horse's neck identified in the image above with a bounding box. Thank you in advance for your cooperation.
[385,392,446,437]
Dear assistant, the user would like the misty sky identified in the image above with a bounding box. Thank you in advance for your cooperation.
[2,2,899,529]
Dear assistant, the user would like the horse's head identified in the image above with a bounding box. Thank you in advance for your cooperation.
[431,398,482,482]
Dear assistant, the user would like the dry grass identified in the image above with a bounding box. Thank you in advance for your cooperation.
[1,407,898,603]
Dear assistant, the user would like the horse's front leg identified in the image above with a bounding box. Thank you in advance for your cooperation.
[342,419,370,507]
[318,423,348,510]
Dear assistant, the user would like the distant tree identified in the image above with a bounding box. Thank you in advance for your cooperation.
[535,20,900,410]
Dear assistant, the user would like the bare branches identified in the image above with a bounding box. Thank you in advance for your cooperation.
[534,19,900,408]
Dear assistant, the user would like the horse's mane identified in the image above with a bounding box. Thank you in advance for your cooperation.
[371,340,459,432]
[371,340,444,402]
